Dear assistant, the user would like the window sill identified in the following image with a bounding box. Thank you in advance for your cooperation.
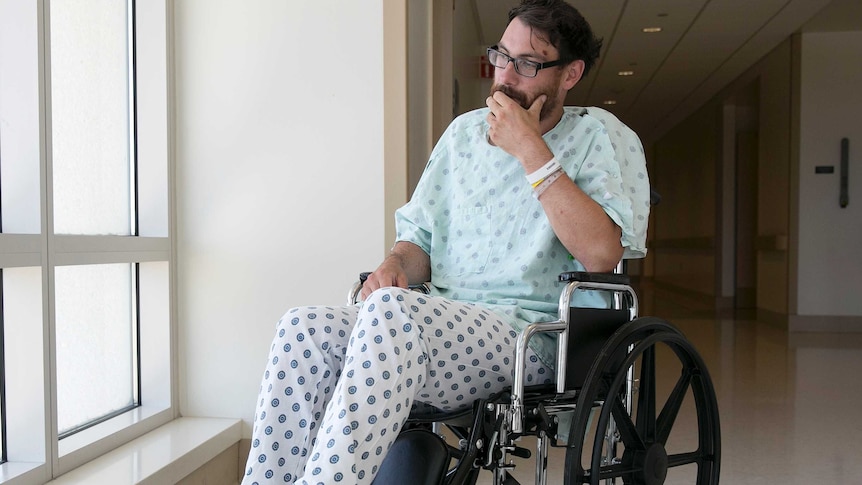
[46,417,241,484]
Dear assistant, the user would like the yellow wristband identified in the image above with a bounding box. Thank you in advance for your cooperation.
[533,168,564,198]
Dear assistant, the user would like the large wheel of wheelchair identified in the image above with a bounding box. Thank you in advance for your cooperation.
[564,317,720,484]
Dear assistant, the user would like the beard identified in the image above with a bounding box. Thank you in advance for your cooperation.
[490,83,560,121]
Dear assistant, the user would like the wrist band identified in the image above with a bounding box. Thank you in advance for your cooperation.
[525,157,562,186]
[533,168,564,198]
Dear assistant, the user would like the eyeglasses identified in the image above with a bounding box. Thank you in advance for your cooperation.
[486,46,563,78]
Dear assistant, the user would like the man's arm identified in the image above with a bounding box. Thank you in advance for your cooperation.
[360,241,431,299]
[486,92,624,272]
[531,175,624,272]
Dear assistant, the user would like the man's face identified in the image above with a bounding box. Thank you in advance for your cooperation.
[490,17,567,121]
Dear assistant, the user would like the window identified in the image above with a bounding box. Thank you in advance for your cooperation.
[0,1,174,482]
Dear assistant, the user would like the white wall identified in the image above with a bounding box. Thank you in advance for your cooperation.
[173,0,390,433]
[797,31,862,316]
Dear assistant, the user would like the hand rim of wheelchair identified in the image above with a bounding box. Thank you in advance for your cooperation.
[564,316,721,485]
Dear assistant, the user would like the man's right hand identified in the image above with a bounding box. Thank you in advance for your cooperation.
[359,255,409,300]
[486,91,550,167]
[359,241,431,300]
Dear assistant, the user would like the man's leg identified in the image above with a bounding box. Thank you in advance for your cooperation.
[296,288,430,484]
[297,288,552,485]
[242,305,358,484]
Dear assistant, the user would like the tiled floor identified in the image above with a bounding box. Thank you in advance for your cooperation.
[471,283,862,484]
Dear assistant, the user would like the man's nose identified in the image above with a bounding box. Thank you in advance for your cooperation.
[494,60,520,84]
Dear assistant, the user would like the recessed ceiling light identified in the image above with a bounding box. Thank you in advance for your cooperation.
[618,70,635,76]
[603,100,617,105]
[643,27,662,33]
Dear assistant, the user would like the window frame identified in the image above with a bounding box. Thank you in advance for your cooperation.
[1,271,6,465]
[0,1,176,482]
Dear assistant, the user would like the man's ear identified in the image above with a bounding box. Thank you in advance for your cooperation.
[562,60,585,90]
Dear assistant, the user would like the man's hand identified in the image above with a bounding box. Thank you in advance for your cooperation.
[359,242,430,300]
[486,91,549,165]
[360,255,408,300]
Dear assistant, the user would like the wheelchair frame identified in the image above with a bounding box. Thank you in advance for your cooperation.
[353,271,721,485]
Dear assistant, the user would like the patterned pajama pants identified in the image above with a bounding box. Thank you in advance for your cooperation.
[241,287,553,485]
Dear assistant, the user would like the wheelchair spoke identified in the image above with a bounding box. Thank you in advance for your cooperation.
[581,461,637,482]
[636,344,656,443]
[667,450,704,468]
[656,368,691,445]
[610,395,645,450]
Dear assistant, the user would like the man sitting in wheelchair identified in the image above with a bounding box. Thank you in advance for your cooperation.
[241,1,651,483]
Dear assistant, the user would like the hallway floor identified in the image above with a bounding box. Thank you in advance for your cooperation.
[476,283,862,484]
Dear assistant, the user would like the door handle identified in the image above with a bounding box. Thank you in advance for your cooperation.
[840,138,849,208]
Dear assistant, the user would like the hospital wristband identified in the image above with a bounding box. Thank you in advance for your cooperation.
[525,157,562,186]
[532,168,564,198]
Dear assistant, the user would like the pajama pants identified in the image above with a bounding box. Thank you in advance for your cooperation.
[241,287,553,485]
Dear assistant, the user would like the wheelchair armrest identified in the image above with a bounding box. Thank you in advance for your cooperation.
[559,271,630,286]
[510,271,639,433]
[552,272,638,395]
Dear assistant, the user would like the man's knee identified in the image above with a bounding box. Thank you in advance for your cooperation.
[358,288,415,326]
[363,286,412,306]
[355,287,426,359]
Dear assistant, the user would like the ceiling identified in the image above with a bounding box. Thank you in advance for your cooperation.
[472,0,862,143]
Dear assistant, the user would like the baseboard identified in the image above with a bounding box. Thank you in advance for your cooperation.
[757,308,789,327]
[788,315,862,332]
[651,280,715,307]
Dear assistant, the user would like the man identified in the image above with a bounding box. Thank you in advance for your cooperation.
[242,1,646,483]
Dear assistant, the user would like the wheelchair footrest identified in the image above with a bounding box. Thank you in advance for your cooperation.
[372,429,449,485]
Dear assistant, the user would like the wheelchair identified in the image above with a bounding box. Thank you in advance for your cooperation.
[350,269,720,485]
[355,107,720,484]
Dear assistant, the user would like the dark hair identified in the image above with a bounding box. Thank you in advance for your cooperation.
[507,0,602,77]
